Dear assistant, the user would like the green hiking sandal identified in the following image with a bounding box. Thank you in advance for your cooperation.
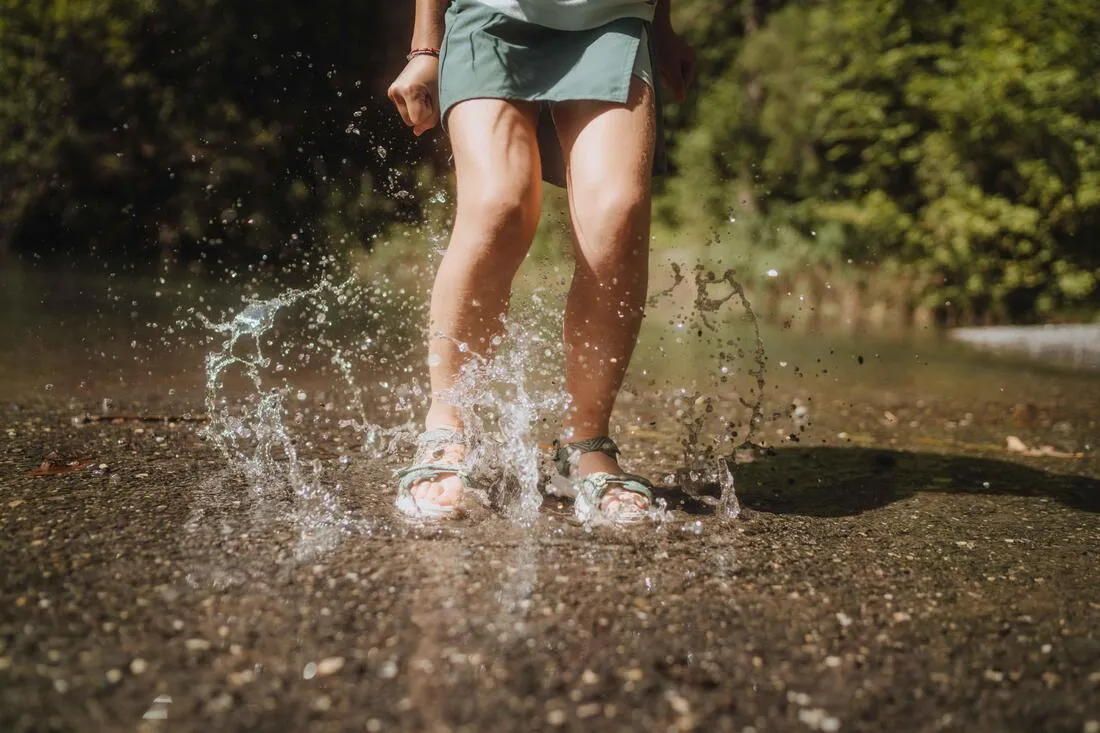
[553,436,654,525]
[394,427,471,519]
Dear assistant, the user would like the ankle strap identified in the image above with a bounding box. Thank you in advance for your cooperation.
[554,436,620,476]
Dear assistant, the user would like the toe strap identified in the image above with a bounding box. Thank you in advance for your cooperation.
[576,472,654,507]
[395,463,470,492]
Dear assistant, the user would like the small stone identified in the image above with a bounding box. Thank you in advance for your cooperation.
[0,657,10,671]
[106,668,122,683]
[312,695,332,712]
[824,656,842,668]
[821,717,841,732]
[205,692,233,714]
[621,667,644,682]
[983,669,1004,683]
[130,658,148,675]
[836,612,853,628]
[317,657,345,676]
[228,669,255,686]
[366,720,383,733]
[303,662,318,680]
[577,703,602,719]
[581,669,599,685]
[1083,721,1099,733]
[666,690,691,715]
[547,709,567,726]
[185,638,211,652]
[379,660,398,679]
[53,679,69,693]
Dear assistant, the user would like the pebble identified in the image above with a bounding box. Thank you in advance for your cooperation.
[317,657,345,676]
[581,669,599,685]
[185,638,211,652]
[577,703,602,719]
[106,669,122,683]
[228,669,255,686]
[205,692,233,714]
[379,660,398,679]
[547,709,566,726]
[836,612,853,628]
[824,656,842,668]
[366,720,383,733]
[666,690,691,715]
[130,658,148,675]
[1083,721,1099,733]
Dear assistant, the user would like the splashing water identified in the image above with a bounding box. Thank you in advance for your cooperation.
[195,245,765,539]
[443,305,571,526]
[643,261,768,519]
[197,273,430,554]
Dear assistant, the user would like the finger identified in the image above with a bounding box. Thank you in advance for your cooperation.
[390,90,414,127]
[413,110,440,137]
[669,73,687,103]
[658,66,683,103]
[405,87,435,129]
[682,55,697,90]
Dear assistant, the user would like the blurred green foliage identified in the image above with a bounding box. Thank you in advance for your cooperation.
[0,0,428,271]
[1,0,1097,319]
[666,0,1100,321]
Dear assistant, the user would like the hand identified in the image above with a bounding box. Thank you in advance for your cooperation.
[387,55,440,137]
[655,28,696,103]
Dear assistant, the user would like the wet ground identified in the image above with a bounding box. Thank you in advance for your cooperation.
[1,263,1099,732]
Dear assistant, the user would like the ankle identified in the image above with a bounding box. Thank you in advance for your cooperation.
[575,450,620,476]
[425,404,464,433]
[561,424,611,444]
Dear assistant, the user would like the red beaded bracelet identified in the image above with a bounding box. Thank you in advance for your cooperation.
[407,47,440,61]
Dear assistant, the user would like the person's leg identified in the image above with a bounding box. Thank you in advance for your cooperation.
[410,98,543,508]
[553,77,655,512]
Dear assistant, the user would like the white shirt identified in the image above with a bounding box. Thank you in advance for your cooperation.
[472,0,657,31]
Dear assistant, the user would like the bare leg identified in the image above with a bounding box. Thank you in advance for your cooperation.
[410,99,542,508]
[553,77,655,512]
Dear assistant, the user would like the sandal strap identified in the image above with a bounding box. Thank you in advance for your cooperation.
[576,472,654,505]
[416,427,465,448]
[553,436,621,476]
[395,462,470,492]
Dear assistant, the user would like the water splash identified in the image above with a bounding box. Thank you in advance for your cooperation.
[196,274,425,554]
[644,261,768,520]
[442,310,570,526]
[194,242,766,538]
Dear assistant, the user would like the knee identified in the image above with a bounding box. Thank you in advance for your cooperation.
[463,179,541,241]
[576,185,650,269]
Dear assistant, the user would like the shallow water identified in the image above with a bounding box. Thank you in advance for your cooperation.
[1,257,1098,732]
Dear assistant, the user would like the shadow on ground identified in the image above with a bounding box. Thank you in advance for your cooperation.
[657,446,1099,517]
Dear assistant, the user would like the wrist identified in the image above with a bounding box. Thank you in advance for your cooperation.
[407,47,440,61]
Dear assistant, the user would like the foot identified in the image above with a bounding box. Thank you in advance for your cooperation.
[408,442,466,510]
[395,427,469,518]
[575,450,650,516]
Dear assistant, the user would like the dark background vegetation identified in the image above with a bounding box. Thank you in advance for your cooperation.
[2,0,1098,323]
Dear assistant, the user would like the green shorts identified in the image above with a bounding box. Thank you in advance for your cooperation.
[438,0,667,187]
